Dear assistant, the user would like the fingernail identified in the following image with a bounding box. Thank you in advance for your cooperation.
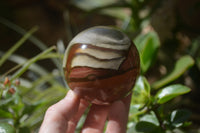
[64,90,78,100]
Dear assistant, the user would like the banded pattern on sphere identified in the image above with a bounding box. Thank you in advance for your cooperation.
[63,26,140,105]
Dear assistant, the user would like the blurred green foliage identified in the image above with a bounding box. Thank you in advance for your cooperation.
[0,0,200,132]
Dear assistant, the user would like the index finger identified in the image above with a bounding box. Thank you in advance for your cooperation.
[39,90,80,133]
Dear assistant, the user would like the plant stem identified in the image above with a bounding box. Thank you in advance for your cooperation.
[152,104,165,130]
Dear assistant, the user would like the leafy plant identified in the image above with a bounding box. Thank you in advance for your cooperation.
[126,32,194,133]
[0,0,198,132]
[0,22,67,133]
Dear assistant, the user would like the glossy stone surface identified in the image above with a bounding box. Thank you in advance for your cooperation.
[63,26,140,105]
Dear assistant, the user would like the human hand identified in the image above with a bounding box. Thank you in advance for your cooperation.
[39,90,132,133]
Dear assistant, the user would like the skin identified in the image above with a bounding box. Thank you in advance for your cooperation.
[39,90,132,133]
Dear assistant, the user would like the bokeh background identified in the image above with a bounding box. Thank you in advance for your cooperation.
[0,0,200,132]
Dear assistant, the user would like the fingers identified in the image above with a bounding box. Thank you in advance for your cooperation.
[121,93,132,114]
[40,91,132,133]
[105,94,132,133]
[67,99,90,133]
[39,90,80,133]
[81,104,110,133]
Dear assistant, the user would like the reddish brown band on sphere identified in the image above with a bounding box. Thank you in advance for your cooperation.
[63,26,140,105]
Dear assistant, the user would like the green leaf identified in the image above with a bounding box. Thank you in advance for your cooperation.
[10,98,24,117]
[152,56,194,89]
[170,109,191,127]
[22,101,46,116]
[0,17,61,69]
[128,112,160,133]
[0,123,15,133]
[135,112,161,133]
[0,52,49,78]
[11,46,56,81]
[0,97,14,106]
[156,84,191,104]
[140,111,160,126]
[18,126,31,133]
[197,57,200,70]
[131,76,151,106]
[127,123,138,133]
[0,26,38,67]
[135,121,158,132]
[135,76,151,95]
[129,76,151,120]
[0,17,47,50]
[127,122,162,133]
[129,104,147,121]
[134,31,160,73]
[0,109,13,118]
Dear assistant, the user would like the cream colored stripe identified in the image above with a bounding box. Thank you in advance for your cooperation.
[71,55,125,70]
[69,31,131,50]
[77,47,124,60]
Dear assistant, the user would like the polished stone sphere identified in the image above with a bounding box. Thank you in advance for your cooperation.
[63,26,140,105]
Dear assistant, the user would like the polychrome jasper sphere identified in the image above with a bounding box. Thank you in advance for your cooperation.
[63,26,140,105]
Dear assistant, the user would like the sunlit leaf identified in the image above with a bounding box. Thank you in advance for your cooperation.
[131,76,151,106]
[129,76,151,120]
[0,123,15,133]
[156,84,191,104]
[134,31,160,73]
[152,56,194,89]
[140,111,160,126]
[129,104,147,121]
